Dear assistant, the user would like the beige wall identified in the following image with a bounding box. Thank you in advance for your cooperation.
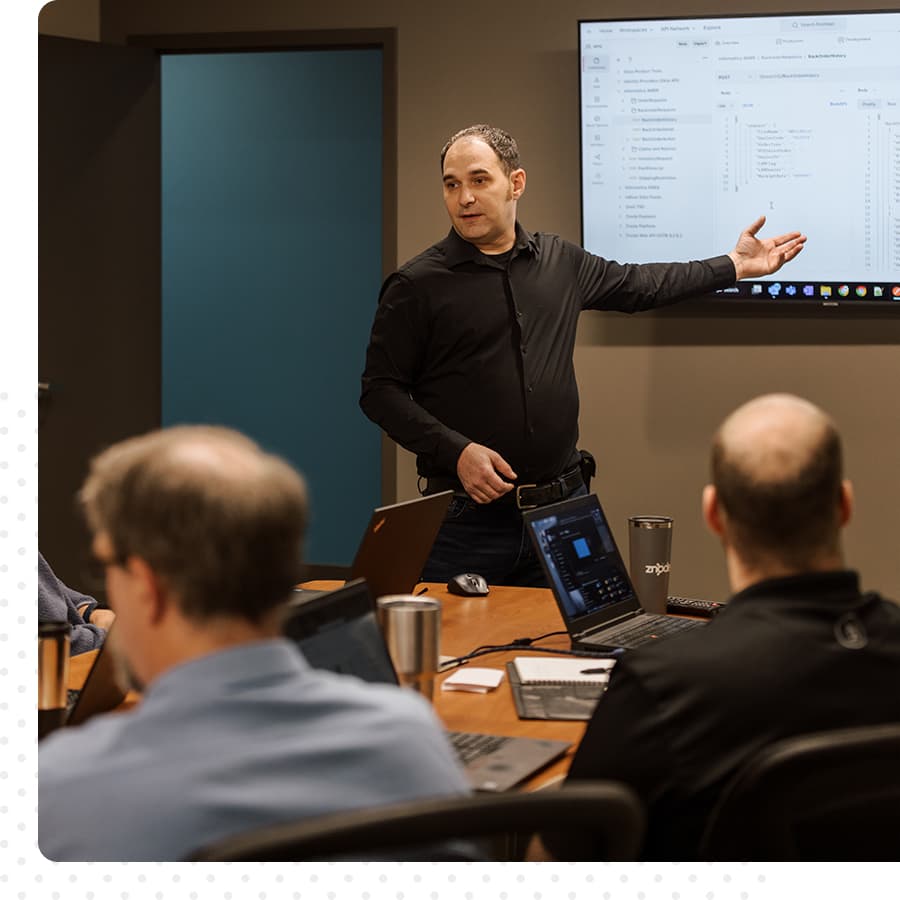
[39,0,100,40]
[76,0,900,599]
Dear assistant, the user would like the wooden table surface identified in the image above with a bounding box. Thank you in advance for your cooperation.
[68,647,100,687]
[428,582,588,785]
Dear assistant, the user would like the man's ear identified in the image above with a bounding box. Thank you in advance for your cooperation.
[510,167,526,200]
[839,478,853,527]
[702,484,724,538]
[124,555,169,626]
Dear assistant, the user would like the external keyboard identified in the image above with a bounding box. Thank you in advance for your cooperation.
[448,731,510,765]
[666,596,723,618]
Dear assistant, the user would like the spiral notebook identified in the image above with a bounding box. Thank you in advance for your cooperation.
[506,656,615,721]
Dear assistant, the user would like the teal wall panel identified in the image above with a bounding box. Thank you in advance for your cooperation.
[162,49,383,565]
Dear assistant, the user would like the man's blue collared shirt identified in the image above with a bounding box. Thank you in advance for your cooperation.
[39,639,469,861]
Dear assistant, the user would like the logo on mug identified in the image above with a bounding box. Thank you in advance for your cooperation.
[644,562,671,576]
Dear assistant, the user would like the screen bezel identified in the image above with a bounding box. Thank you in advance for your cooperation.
[524,493,643,635]
[577,9,900,313]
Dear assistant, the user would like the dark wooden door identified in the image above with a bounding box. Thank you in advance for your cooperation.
[39,35,161,587]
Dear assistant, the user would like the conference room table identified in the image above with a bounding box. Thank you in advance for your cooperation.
[66,583,593,789]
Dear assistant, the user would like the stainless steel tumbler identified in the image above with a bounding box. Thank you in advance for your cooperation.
[376,596,442,701]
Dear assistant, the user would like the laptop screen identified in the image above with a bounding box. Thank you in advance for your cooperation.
[526,493,639,629]
[281,579,399,685]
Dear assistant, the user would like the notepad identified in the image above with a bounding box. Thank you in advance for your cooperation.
[512,656,615,685]
[507,658,614,721]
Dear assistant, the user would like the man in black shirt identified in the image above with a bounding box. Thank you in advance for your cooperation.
[360,124,806,585]
[538,394,900,860]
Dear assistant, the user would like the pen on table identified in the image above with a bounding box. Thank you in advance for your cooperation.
[580,667,611,675]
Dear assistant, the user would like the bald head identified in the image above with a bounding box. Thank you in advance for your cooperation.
[710,394,845,570]
[81,426,307,622]
[717,394,835,483]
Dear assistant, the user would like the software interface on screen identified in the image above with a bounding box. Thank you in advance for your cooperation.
[530,504,633,621]
[579,12,900,303]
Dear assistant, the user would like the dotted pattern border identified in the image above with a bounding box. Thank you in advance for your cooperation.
[4,1,888,897]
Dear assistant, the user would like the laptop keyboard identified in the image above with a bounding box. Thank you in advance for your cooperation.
[597,614,700,648]
[448,731,511,765]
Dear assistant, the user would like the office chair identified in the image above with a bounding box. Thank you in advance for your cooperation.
[700,722,900,861]
[189,780,645,861]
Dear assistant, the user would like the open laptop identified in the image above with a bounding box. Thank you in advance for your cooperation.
[282,579,571,792]
[66,622,129,727]
[348,492,453,599]
[298,491,453,600]
[524,493,706,652]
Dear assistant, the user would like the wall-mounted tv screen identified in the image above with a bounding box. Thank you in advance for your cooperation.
[579,11,900,307]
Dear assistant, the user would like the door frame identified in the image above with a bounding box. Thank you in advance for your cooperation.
[129,28,399,506]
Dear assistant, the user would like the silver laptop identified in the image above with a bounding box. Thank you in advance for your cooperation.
[524,493,705,652]
[282,579,570,792]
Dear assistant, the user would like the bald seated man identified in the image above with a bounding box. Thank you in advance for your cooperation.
[39,426,469,861]
[540,393,900,861]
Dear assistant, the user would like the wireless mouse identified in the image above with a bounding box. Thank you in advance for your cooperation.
[447,572,490,597]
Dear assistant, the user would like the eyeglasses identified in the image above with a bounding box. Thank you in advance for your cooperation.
[82,551,128,592]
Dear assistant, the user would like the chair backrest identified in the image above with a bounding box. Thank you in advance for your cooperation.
[189,780,644,861]
[700,723,900,861]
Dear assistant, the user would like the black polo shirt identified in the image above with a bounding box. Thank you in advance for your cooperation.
[360,224,735,483]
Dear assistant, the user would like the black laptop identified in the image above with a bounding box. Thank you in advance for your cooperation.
[524,493,705,652]
[348,492,453,599]
[298,491,454,600]
[66,623,129,726]
[282,579,570,792]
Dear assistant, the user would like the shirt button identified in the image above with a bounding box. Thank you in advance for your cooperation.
[522,346,527,355]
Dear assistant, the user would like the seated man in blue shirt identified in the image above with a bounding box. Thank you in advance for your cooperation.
[39,425,469,861]
[538,393,900,860]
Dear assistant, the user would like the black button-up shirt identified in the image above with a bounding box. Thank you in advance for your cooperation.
[360,224,735,484]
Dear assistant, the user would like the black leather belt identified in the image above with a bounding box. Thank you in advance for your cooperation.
[513,465,584,510]
[424,464,584,511]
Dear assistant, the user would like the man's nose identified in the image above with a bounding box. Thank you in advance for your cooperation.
[459,186,475,206]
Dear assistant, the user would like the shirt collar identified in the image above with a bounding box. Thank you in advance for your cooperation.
[728,569,861,608]
[440,222,538,268]
[143,638,308,704]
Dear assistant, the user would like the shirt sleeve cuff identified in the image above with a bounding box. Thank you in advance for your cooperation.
[435,431,472,476]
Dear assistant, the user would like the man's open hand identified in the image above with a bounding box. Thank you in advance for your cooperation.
[728,215,806,281]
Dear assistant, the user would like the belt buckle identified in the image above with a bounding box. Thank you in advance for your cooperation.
[515,483,539,511]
